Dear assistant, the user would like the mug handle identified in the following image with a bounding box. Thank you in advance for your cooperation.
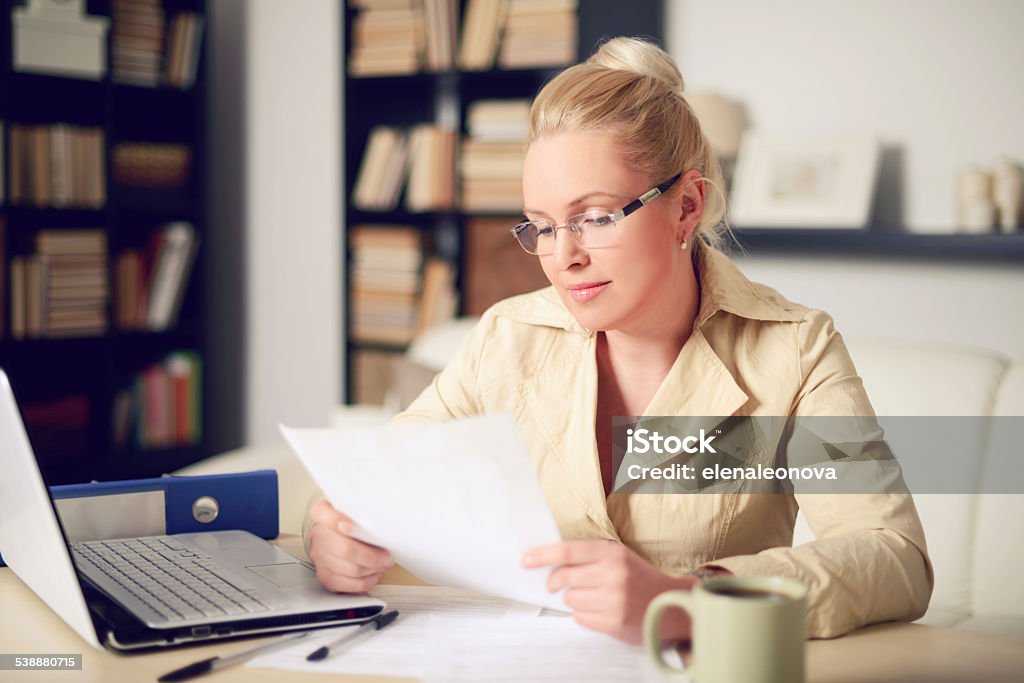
[644,590,695,681]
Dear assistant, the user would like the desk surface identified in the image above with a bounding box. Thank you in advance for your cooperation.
[2,536,1022,683]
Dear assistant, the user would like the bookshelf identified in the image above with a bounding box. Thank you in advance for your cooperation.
[0,0,212,485]
[342,0,666,404]
[728,228,1024,262]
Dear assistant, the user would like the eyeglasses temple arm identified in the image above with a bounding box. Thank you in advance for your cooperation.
[611,173,683,221]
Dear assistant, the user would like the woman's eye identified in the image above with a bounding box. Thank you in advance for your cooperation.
[536,225,554,237]
[584,215,613,228]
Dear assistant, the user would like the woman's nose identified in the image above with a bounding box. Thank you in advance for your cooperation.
[549,225,589,270]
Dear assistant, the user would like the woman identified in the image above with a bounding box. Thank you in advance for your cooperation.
[306,37,932,645]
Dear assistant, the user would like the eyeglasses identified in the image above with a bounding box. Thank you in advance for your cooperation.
[510,173,682,255]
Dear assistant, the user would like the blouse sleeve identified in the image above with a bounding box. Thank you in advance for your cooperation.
[704,309,934,638]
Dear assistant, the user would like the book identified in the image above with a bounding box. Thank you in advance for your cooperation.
[147,222,199,331]
[415,257,457,334]
[10,257,25,339]
[422,0,456,72]
[182,13,205,88]
[352,127,406,210]
[349,5,424,76]
[406,125,455,211]
[459,0,506,71]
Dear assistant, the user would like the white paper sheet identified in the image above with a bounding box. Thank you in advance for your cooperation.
[279,414,566,611]
[247,585,541,678]
[422,615,663,683]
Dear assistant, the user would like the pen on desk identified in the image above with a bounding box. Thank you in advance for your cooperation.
[306,609,400,662]
[157,630,312,682]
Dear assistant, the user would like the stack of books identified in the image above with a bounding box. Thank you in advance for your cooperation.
[111,0,166,87]
[461,99,529,211]
[352,127,409,211]
[112,351,202,450]
[352,124,455,212]
[349,226,423,345]
[6,124,106,208]
[112,142,192,189]
[459,0,506,70]
[9,230,109,339]
[498,0,577,69]
[111,0,204,88]
[406,124,456,212]
[114,222,199,332]
[348,0,425,76]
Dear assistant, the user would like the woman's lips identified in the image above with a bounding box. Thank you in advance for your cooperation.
[567,282,611,302]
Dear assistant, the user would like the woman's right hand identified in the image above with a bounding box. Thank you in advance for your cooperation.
[306,499,394,593]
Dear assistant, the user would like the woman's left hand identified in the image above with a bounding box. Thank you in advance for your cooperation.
[523,539,699,645]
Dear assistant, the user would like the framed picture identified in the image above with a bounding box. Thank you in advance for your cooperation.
[729,131,881,229]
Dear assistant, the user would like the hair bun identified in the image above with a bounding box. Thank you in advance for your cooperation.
[587,37,685,94]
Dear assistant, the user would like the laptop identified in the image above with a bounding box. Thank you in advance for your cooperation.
[0,369,384,651]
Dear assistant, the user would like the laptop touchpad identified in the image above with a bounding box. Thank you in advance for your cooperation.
[247,563,320,588]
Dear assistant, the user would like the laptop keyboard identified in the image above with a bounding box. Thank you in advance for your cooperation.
[72,536,285,622]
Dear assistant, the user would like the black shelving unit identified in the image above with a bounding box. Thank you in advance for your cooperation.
[0,0,214,484]
[341,0,667,404]
[729,228,1024,263]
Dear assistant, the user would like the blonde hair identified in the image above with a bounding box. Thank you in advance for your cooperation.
[529,37,729,249]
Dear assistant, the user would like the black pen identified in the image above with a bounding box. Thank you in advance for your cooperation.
[306,609,400,661]
[157,631,312,682]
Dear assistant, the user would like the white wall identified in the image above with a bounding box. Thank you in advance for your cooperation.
[245,0,342,445]
[668,0,1024,231]
[734,255,1024,359]
[667,1,1024,358]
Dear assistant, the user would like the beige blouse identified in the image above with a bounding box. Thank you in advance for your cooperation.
[388,243,933,638]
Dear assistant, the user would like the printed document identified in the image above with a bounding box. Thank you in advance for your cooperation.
[247,585,541,678]
[279,413,566,610]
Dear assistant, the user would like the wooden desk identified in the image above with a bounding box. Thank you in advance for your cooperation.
[2,536,1022,682]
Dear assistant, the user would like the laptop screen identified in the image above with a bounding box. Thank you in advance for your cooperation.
[0,369,103,649]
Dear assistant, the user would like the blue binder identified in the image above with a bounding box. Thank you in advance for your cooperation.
[0,470,279,567]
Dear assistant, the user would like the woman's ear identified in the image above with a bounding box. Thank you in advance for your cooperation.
[675,169,706,243]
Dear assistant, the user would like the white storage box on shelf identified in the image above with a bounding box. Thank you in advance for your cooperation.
[13,4,109,81]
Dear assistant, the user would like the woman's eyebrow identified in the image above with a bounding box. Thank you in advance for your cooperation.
[523,191,632,217]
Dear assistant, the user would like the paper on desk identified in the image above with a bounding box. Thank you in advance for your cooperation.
[280,413,566,611]
[247,585,541,678]
[422,614,664,683]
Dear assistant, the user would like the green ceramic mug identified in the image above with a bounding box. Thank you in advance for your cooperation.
[644,576,807,683]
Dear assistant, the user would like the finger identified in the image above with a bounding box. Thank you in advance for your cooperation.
[317,553,389,579]
[315,567,385,594]
[522,540,617,568]
[571,608,617,635]
[335,534,394,570]
[562,586,613,613]
[546,561,611,593]
[308,499,352,528]
[309,524,393,571]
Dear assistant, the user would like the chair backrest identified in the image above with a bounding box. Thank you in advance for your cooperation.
[387,317,481,412]
[971,363,1024,620]
[794,338,1011,626]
